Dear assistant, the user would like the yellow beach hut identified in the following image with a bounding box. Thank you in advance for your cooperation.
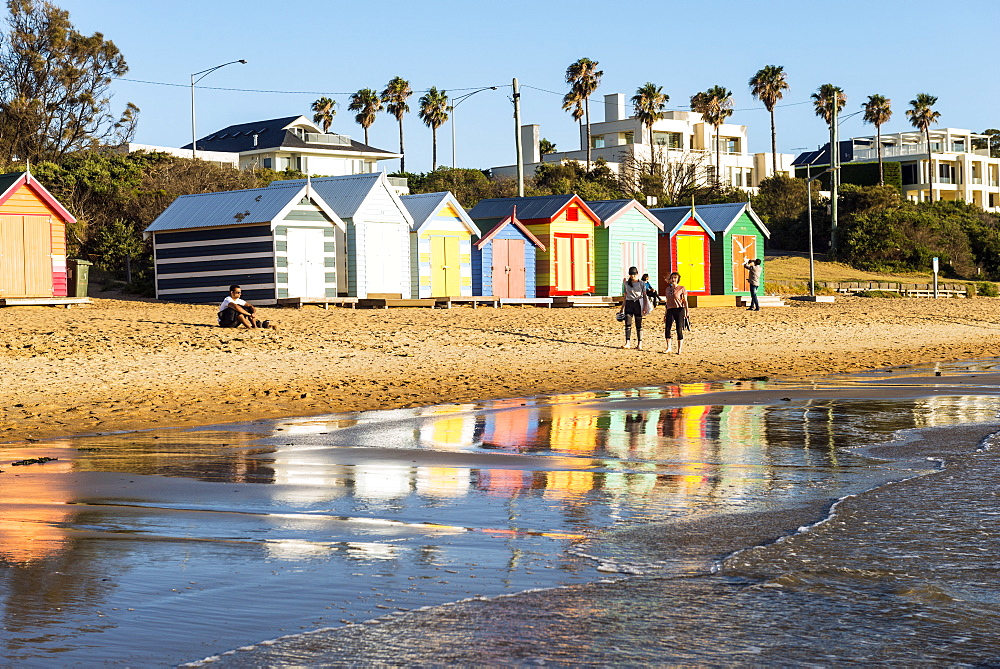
[400,192,478,298]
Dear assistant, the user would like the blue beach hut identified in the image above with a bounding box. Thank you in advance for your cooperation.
[471,208,545,298]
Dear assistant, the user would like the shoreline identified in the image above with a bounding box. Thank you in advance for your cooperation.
[3,295,1000,444]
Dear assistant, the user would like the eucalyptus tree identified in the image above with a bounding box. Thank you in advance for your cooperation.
[748,65,789,175]
[906,93,941,201]
[631,82,669,175]
[564,57,603,170]
[348,88,382,145]
[418,86,449,170]
[310,97,337,133]
[690,85,734,187]
[381,76,413,171]
[862,94,893,185]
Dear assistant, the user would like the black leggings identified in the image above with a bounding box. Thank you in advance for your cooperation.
[665,307,685,340]
[624,300,642,341]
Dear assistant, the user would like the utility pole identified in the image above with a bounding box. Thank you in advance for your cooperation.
[830,93,839,256]
[513,77,524,197]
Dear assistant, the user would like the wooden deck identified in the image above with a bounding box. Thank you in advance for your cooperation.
[552,296,618,308]
[498,297,553,308]
[356,298,437,309]
[687,295,737,308]
[0,297,91,308]
[433,296,500,309]
[276,297,359,309]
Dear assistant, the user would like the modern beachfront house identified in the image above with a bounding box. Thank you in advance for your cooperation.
[0,170,76,301]
[145,181,346,304]
[400,192,478,299]
[585,199,663,296]
[468,195,600,297]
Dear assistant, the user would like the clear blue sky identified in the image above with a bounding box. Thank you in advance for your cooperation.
[55,0,1000,173]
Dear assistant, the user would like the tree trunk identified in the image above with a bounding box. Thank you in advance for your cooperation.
[584,97,592,172]
[876,125,883,185]
[432,126,437,171]
[770,106,778,176]
[715,127,721,189]
[398,117,405,173]
[364,126,370,146]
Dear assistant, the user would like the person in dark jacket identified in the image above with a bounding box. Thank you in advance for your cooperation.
[744,258,762,311]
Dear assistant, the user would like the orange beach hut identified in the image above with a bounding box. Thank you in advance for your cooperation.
[0,171,75,300]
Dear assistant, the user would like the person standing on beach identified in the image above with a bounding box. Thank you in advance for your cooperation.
[663,272,688,354]
[619,266,645,349]
[744,258,762,311]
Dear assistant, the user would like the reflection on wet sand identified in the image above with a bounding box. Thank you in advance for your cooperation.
[3,372,1000,665]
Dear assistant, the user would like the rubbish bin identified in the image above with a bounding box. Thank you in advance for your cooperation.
[67,259,92,297]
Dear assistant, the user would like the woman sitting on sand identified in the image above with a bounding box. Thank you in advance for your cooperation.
[663,272,688,355]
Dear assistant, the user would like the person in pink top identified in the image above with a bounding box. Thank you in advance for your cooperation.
[662,272,688,354]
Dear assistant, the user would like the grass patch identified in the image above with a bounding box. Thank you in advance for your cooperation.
[855,290,903,298]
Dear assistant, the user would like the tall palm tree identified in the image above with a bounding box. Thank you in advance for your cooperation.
[348,88,382,146]
[562,86,585,149]
[564,57,603,170]
[811,84,847,126]
[418,86,449,171]
[748,65,789,175]
[690,85,734,187]
[311,96,337,133]
[861,94,893,185]
[631,82,669,175]
[381,76,413,172]
[906,93,941,202]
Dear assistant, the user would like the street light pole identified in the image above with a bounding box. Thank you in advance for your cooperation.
[190,59,248,159]
[806,164,832,297]
[449,86,498,169]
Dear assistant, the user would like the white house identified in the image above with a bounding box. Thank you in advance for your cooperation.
[491,93,795,192]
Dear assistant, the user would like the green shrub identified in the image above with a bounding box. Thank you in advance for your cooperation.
[855,290,902,298]
[976,281,999,297]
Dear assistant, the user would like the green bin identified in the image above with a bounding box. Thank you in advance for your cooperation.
[67,259,92,297]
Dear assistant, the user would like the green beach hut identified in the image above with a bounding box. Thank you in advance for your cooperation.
[683,202,769,296]
[585,199,663,296]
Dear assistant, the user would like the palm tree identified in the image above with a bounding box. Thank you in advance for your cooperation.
[562,86,585,149]
[564,57,603,170]
[311,96,337,133]
[906,93,941,202]
[348,88,382,146]
[381,76,413,172]
[631,82,669,175]
[418,86,449,170]
[862,94,893,185]
[748,65,789,175]
[690,85,734,187]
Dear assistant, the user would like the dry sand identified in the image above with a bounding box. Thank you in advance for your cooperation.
[2,295,998,442]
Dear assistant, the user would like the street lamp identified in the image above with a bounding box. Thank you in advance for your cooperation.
[449,86,498,169]
[191,59,248,158]
[805,163,832,297]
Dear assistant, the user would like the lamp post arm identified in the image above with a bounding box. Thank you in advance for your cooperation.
[450,85,498,169]
[191,59,247,158]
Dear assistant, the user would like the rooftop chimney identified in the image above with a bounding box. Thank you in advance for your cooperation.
[521,124,540,164]
[605,93,626,122]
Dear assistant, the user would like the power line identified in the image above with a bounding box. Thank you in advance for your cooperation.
[115,77,509,96]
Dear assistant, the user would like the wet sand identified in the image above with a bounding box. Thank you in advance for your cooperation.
[2,295,999,443]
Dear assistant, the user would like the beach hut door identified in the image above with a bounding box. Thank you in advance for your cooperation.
[430,236,461,297]
[675,235,705,292]
[286,227,326,297]
[554,233,590,293]
[491,239,525,298]
[732,235,756,292]
[0,214,51,297]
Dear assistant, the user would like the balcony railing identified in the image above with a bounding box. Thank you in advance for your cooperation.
[852,142,992,162]
[972,177,983,184]
[304,132,352,146]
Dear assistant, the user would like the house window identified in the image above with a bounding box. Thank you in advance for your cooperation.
[263,157,272,169]
[717,137,739,154]
[592,135,605,149]
[624,131,634,145]
[901,163,918,185]
[566,206,579,222]
[652,131,682,149]
[938,163,955,184]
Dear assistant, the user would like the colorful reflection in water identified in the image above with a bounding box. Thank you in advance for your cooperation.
[2,376,1000,666]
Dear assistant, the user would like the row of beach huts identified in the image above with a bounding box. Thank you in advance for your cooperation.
[0,170,769,308]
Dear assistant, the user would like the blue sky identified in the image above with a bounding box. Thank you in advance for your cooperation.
[55,0,1000,173]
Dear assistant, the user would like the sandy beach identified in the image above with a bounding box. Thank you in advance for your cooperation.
[2,295,999,443]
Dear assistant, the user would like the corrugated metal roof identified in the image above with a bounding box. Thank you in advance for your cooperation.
[273,173,385,219]
[144,181,307,233]
[649,207,691,231]
[468,194,576,221]
[584,199,633,221]
[400,192,450,229]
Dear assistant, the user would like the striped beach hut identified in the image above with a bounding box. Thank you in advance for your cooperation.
[649,206,716,296]
[400,192,478,298]
[276,173,412,298]
[145,181,346,304]
[0,170,76,299]
[468,195,599,297]
[471,207,544,298]
[694,202,770,296]
[585,199,663,296]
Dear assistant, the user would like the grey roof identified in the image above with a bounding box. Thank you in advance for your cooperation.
[145,181,309,234]
[649,207,691,232]
[273,173,388,219]
[181,115,396,155]
[584,199,662,230]
[468,194,578,221]
[651,202,769,238]
[400,192,451,229]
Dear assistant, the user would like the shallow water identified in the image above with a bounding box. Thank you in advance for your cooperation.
[2,361,1000,666]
